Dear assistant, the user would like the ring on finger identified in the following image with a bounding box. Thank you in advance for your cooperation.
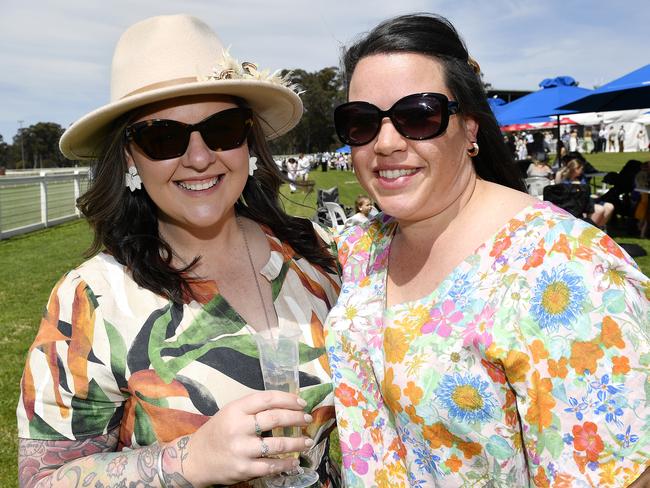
[260,438,270,458]
[254,414,263,437]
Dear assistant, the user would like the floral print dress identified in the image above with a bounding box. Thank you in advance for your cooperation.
[17,226,340,487]
[325,202,650,487]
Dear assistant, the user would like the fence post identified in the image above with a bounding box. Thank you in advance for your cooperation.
[73,170,81,216]
[40,171,48,227]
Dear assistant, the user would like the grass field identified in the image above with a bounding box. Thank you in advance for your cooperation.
[0,154,648,486]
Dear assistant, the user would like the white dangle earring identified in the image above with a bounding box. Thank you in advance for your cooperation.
[248,156,258,176]
[125,165,142,192]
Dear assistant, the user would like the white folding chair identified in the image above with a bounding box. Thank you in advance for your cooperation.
[525,176,551,198]
[323,201,348,232]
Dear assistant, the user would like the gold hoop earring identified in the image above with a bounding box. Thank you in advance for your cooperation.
[467,142,479,157]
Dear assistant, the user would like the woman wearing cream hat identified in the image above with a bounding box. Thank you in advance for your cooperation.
[17,14,340,488]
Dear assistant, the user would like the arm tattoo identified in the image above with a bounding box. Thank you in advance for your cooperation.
[19,430,195,488]
[161,436,194,488]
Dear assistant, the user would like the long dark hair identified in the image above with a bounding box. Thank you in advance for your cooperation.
[342,13,525,192]
[77,104,335,304]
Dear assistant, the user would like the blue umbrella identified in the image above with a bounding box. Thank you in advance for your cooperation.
[558,64,650,113]
[335,145,350,153]
[496,76,592,126]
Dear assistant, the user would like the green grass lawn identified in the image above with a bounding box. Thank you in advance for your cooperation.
[1,159,648,486]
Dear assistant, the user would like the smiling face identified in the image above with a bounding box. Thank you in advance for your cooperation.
[125,94,250,237]
[348,53,478,224]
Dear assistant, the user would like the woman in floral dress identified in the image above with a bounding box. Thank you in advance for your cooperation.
[327,13,650,487]
[17,15,340,488]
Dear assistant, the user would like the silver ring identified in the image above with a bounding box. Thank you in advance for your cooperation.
[260,438,270,458]
[254,414,262,437]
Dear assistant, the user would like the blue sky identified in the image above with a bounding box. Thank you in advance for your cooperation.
[0,0,647,143]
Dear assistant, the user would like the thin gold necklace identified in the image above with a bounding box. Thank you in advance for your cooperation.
[236,215,274,333]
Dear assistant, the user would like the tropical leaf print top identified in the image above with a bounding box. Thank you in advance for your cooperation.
[17,227,340,487]
[325,202,650,488]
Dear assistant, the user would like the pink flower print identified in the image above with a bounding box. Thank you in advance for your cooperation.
[340,431,374,475]
[422,300,462,337]
[462,305,495,349]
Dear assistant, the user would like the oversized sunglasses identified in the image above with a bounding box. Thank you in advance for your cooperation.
[334,92,459,146]
[125,107,254,160]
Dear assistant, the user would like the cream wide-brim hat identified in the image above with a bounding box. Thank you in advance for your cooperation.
[59,14,303,160]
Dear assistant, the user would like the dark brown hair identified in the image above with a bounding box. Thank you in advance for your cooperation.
[77,104,335,303]
[342,13,526,192]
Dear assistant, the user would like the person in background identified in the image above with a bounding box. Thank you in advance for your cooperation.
[555,158,615,228]
[297,153,311,181]
[634,161,650,237]
[618,125,626,152]
[327,12,650,487]
[17,15,340,488]
[526,157,553,179]
[598,125,607,153]
[286,156,299,192]
[343,194,375,229]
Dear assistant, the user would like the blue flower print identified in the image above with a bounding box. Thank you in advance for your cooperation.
[436,373,496,423]
[530,266,588,331]
[596,398,624,427]
[616,425,639,448]
[564,397,585,420]
[589,374,624,402]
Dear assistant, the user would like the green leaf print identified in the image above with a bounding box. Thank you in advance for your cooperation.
[134,402,156,446]
[299,383,332,412]
[485,435,514,459]
[542,428,564,458]
[271,261,290,300]
[29,412,64,439]
[602,289,626,314]
[104,320,127,381]
[71,379,117,438]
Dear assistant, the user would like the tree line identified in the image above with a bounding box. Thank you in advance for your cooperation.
[0,67,347,170]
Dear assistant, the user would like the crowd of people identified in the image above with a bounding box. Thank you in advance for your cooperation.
[16,11,650,488]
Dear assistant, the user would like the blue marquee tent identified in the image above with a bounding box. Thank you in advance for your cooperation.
[335,145,351,153]
[558,64,650,113]
[496,76,592,126]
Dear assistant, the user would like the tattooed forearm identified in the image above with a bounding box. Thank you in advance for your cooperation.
[160,436,194,488]
[19,431,195,488]
[19,431,119,488]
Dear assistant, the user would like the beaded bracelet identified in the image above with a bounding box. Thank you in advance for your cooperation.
[156,446,170,488]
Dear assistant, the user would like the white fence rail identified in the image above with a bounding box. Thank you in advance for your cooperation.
[0,170,91,240]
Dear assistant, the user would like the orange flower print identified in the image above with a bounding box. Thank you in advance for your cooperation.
[523,246,546,270]
[490,236,512,258]
[362,409,379,428]
[502,349,531,384]
[534,465,550,488]
[572,421,604,462]
[336,383,359,407]
[530,339,549,364]
[481,359,506,384]
[525,371,556,432]
[570,341,604,375]
[599,235,624,259]
[551,233,571,260]
[444,454,462,473]
[405,405,424,425]
[404,381,423,406]
[422,422,454,449]
[612,356,631,375]
[384,326,410,364]
[381,368,403,413]
[548,357,568,379]
[601,316,625,349]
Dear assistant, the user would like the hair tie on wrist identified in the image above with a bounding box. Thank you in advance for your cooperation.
[157,446,170,488]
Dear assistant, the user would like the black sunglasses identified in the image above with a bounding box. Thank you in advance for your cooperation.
[334,92,459,147]
[125,107,254,160]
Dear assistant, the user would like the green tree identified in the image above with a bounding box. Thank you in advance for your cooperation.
[13,122,67,168]
[269,67,346,155]
[0,135,10,169]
